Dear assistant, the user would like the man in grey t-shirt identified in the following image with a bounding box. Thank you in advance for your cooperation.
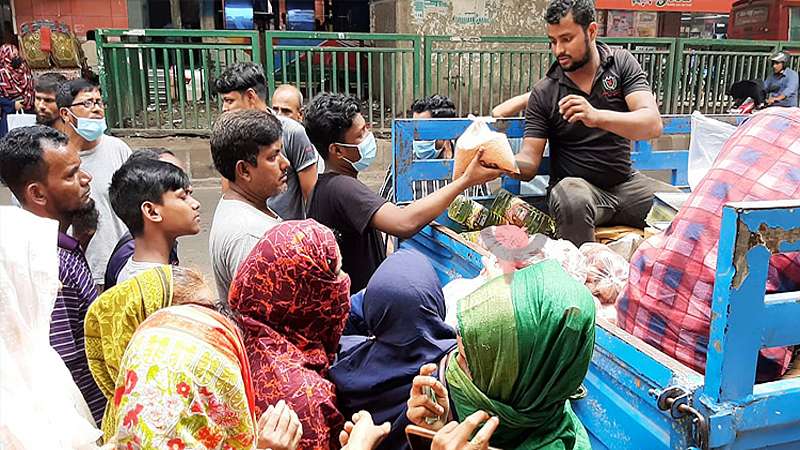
[214,62,317,220]
[208,110,289,300]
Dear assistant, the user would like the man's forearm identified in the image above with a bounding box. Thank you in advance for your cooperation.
[596,108,662,141]
[399,177,471,232]
[515,153,542,181]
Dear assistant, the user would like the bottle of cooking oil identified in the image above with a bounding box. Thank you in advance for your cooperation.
[489,189,557,237]
[448,195,506,231]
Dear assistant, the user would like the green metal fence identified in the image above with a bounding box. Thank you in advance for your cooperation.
[96,29,260,133]
[264,31,421,130]
[671,39,782,115]
[95,31,800,134]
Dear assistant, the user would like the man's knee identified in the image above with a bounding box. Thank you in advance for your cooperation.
[549,177,595,216]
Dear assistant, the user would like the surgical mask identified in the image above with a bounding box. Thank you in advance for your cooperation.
[413,140,441,160]
[68,111,107,142]
[339,132,377,172]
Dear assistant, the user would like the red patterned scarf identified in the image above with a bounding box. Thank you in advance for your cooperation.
[0,44,34,110]
[229,219,351,450]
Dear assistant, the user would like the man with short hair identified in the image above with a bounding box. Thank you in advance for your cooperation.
[378,94,489,203]
[0,125,106,424]
[34,72,68,126]
[305,93,502,294]
[56,79,133,290]
[208,109,290,300]
[516,0,677,246]
[109,156,201,283]
[765,52,798,108]
[104,149,185,289]
[272,83,304,122]
[214,63,317,220]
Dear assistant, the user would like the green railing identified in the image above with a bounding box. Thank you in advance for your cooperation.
[96,29,260,133]
[95,30,799,134]
[264,31,421,130]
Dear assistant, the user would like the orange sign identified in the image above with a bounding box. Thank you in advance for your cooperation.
[595,0,733,13]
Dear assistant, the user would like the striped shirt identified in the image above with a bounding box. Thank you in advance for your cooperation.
[55,232,106,425]
[379,167,490,203]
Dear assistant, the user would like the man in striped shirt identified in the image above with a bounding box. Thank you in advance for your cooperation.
[0,125,106,424]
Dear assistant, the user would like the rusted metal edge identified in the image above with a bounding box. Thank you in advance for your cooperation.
[732,219,800,289]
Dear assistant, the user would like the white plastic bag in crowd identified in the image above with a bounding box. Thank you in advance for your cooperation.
[6,110,36,131]
[688,111,736,190]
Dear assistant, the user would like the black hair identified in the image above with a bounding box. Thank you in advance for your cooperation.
[0,125,69,201]
[56,78,99,108]
[127,147,176,164]
[303,92,361,160]
[411,94,457,118]
[109,158,191,237]
[545,0,596,28]
[213,62,268,101]
[35,72,68,95]
[210,109,283,181]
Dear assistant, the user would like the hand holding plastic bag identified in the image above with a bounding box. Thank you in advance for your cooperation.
[453,116,520,178]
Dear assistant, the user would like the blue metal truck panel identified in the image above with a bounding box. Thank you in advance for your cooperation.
[394,116,800,449]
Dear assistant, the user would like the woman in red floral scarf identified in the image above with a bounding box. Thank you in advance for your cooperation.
[0,43,33,136]
[229,219,352,450]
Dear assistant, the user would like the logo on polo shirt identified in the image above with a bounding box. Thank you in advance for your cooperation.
[602,75,618,92]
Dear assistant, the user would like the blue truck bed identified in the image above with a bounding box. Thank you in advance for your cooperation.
[393,116,800,449]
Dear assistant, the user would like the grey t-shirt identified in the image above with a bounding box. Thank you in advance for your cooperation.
[117,259,165,283]
[267,116,318,220]
[80,135,133,285]
[209,197,281,301]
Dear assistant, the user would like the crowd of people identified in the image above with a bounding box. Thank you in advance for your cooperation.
[2,0,800,449]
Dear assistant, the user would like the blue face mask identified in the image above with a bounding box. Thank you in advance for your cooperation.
[413,140,440,160]
[69,111,107,142]
[340,132,377,172]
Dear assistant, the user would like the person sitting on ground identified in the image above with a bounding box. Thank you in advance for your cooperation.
[378,95,489,203]
[617,107,800,381]
[104,148,185,289]
[0,125,106,424]
[208,109,289,300]
[331,248,457,450]
[214,63,317,219]
[407,260,596,450]
[55,78,133,290]
[108,153,200,284]
[304,93,502,293]
[34,72,68,126]
[515,0,677,246]
[228,220,352,449]
[764,51,798,108]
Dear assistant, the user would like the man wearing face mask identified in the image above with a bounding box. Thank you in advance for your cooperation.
[56,79,132,291]
[378,95,489,203]
[515,0,678,247]
[305,93,503,294]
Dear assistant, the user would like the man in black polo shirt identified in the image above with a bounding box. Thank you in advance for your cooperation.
[518,0,677,246]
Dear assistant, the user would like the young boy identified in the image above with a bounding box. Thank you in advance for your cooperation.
[109,155,201,283]
[104,149,185,288]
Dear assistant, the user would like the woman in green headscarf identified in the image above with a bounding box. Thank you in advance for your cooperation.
[407,259,596,449]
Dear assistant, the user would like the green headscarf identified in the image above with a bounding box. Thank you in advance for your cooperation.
[446,259,596,450]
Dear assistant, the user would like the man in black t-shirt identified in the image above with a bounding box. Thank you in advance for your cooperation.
[304,93,502,293]
[517,0,678,246]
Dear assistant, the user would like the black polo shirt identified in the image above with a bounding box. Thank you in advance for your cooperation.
[524,42,651,189]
